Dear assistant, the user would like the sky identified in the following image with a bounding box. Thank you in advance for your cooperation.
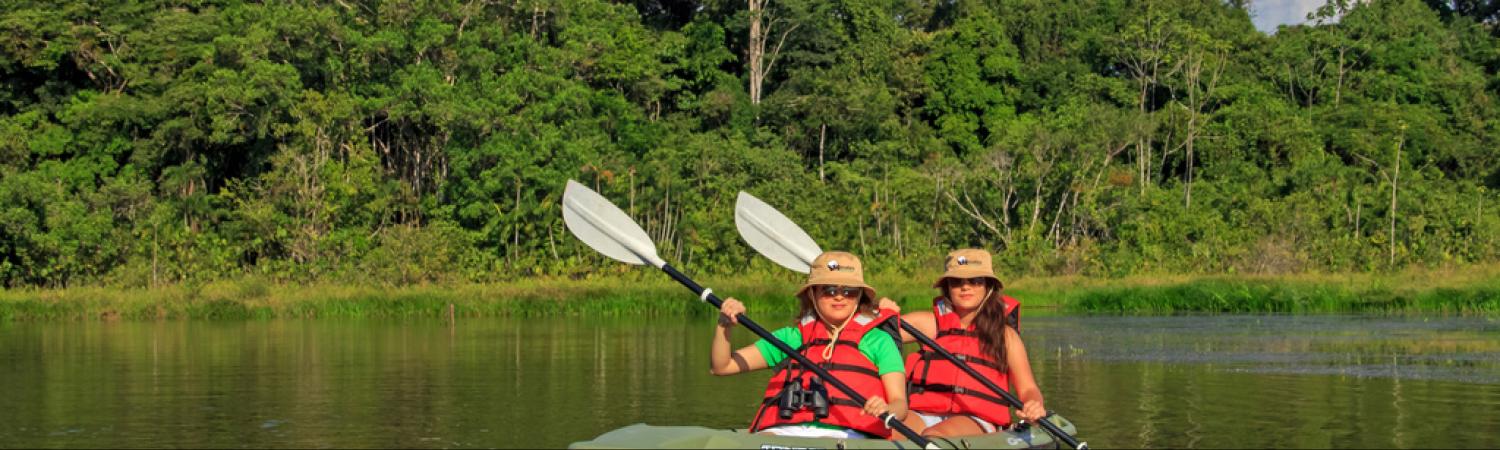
[1250,0,1330,33]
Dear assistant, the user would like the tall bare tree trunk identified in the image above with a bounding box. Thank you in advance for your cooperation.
[1133,52,1152,197]
[548,221,559,260]
[818,123,826,182]
[512,178,521,264]
[1334,47,1347,107]
[1138,127,1149,196]
[1357,133,1404,269]
[1118,3,1183,196]
[1181,49,1224,210]
[530,4,544,40]
[1389,136,1402,268]
[748,0,765,104]
[1029,181,1044,235]
[151,225,159,288]
[1183,56,1199,209]
[858,221,868,256]
[931,176,943,246]
[1049,191,1070,248]
[747,0,797,105]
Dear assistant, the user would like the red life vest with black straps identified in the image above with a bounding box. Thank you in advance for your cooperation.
[904,295,1021,428]
[750,308,899,437]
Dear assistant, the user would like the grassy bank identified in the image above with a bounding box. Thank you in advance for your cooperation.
[1020,265,1500,314]
[2,265,1497,321]
[0,272,843,321]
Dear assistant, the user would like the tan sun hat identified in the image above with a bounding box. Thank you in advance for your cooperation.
[796,251,878,302]
[932,248,1003,289]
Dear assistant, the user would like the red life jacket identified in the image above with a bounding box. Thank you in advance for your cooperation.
[904,295,1021,428]
[750,309,899,437]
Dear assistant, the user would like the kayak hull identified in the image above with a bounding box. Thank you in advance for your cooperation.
[569,415,1080,449]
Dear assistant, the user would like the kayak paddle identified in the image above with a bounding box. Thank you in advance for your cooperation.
[734,191,1088,450]
[560,180,940,449]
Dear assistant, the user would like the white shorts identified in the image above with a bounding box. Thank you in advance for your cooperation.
[757,424,870,439]
[913,411,998,434]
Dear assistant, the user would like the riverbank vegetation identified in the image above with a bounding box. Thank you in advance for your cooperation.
[2,0,1497,292]
[1046,264,1500,314]
[3,264,1496,321]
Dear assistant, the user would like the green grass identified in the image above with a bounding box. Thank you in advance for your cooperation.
[0,273,812,321]
[1,265,1497,321]
[1024,265,1500,314]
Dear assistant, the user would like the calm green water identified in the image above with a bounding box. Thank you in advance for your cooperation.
[1,314,1498,448]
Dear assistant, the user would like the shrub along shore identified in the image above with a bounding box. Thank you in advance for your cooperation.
[1,264,1497,321]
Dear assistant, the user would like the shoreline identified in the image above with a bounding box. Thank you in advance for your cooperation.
[2,265,1497,321]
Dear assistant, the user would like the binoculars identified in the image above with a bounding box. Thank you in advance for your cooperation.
[777,377,830,419]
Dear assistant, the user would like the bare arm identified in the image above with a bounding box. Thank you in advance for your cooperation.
[710,298,769,376]
[1003,325,1047,421]
[900,311,937,344]
[877,298,937,344]
[882,372,908,419]
[863,372,909,420]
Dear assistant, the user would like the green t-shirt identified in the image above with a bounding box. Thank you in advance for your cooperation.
[753,325,905,376]
[752,320,904,433]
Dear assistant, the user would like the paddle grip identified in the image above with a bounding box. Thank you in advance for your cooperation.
[903,321,1085,449]
[660,264,936,448]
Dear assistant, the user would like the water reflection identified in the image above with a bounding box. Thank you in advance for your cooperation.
[1032,315,1500,383]
[0,315,1495,448]
[1022,315,1500,448]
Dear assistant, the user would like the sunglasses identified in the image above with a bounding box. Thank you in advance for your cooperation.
[816,285,862,298]
[946,277,989,287]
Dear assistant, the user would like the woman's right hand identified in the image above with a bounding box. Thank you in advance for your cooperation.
[718,297,745,326]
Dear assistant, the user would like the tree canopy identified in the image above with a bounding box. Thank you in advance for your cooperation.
[2,0,1497,288]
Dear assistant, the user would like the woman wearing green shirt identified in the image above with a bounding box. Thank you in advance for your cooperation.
[710,251,908,439]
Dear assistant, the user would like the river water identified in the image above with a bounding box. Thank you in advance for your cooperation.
[1,314,1497,448]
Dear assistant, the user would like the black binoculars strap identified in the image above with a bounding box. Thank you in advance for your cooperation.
[760,392,864,409]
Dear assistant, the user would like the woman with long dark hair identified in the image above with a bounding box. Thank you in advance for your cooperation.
[882,249,1047,437]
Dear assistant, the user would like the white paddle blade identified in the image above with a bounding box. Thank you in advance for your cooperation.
[562,180,665,267]
[734,191,822,273]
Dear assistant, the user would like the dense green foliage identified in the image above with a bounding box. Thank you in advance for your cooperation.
[2,0,1498,289]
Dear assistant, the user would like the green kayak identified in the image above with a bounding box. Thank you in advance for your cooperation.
[569,415,1080,449]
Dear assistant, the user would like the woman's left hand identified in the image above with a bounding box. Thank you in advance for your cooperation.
[862,396,890,417]
[1018,399,1047,422]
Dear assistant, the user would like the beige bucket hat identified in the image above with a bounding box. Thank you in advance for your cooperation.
[933,248,1003,289]
[796,251,878,302]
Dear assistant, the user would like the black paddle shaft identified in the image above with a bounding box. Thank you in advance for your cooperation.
[901,321,1086,449]
[660,264,936,448]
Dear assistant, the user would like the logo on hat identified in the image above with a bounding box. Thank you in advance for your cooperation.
[827,260,840,271]
[956,256,968,265]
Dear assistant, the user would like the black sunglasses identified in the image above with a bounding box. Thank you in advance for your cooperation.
[816,285,861,298]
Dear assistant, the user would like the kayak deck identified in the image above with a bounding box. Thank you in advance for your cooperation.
[569,415,1079,449]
